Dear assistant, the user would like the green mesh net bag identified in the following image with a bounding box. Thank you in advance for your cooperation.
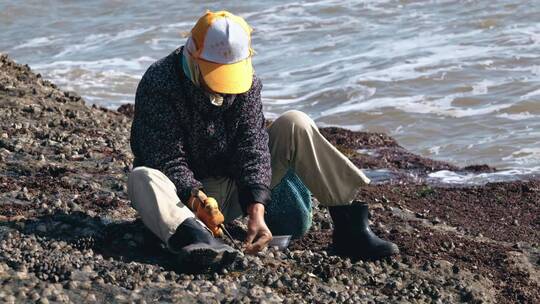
[265,168,312,239]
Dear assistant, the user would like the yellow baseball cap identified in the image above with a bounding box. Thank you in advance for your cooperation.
[186,11,254,94]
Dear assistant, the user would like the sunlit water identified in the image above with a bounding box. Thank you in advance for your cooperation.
[2,0,539,180]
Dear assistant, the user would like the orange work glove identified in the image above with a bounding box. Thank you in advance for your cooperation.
[187,195,224,237]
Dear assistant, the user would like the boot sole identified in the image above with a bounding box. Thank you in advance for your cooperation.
[177,243,238,272]
[333,243,400,261]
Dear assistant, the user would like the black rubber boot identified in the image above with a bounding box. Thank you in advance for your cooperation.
[329,200,399,260]
[169,218,238,271]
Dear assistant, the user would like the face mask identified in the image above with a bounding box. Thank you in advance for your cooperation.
[183,43,226,107]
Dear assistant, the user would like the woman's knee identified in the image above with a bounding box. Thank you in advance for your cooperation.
[128,166,154,185]
[274,110,316,132]
[128,166,172,196]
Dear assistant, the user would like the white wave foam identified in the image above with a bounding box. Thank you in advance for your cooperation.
[486,64,540,76]
[321,94,510,118]
[146,37,180,51]
[471,80,493,95]
[33,56,155,71]
[164,21,194,29]
[440,102,509,118]
[321,95,424,116]
[496,112,537,120]
[266,83,374,106]
[13,36,57,50]
[429,146,441,155]
[392,125,404,135]
[53,27,157,58]
[520,88,540,100]
[357,32,493,82]
[263,111,280,120]
[428,168,540,185]
[502,148,540,165]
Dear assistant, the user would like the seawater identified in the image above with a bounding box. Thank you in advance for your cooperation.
[1,0,539,177]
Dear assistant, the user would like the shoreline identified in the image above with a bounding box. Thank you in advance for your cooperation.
[1,54,538,303]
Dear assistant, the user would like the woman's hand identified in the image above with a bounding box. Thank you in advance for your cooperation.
[244,203,273,254]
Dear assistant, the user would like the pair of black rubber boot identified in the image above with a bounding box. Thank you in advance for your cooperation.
[170,200,398,270]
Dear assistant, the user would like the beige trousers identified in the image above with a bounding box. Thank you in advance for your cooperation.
[128,110,370,246]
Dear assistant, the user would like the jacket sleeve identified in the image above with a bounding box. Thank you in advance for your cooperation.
[232,77,272,213]
[130,73,202,202]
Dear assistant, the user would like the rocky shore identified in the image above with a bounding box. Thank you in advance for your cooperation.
[0,54,538,303]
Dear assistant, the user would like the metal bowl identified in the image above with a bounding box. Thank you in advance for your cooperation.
[268,235,292,250]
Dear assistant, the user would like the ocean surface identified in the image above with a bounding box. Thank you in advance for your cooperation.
[1,0,539,181]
